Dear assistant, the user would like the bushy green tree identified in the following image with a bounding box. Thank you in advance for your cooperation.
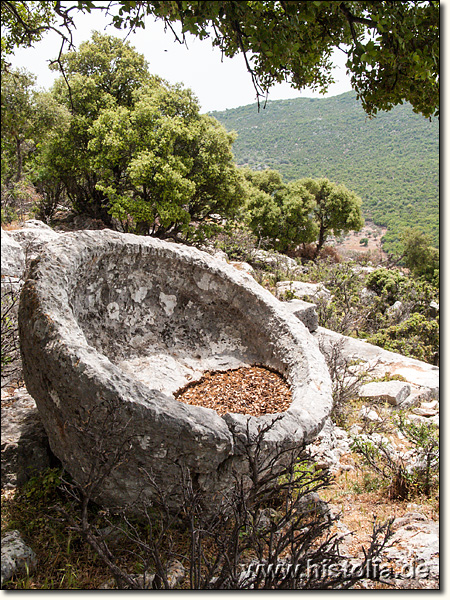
[1,67,70,222]
[244,171,363,255]
[243,169,317,253]
[299,178,364,256]
[243,168,283,246]
[400,227,439,284]
[40,33,155,223]
[51,30,152,110]
[300,178,364,254]
[272,180,319,253]
[1,68,39,184]
[41,33,245,235]
[89,85,245,237]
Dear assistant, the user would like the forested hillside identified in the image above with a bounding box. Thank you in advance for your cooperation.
[212,92,438,253]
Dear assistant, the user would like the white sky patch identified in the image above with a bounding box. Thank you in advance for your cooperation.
[8,7,352,113]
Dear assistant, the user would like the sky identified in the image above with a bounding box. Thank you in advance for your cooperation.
[8,6,353,113]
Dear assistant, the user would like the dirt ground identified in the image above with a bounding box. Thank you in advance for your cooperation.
[330,222,389,262]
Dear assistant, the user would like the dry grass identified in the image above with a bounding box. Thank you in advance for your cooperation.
[1,454,438,590]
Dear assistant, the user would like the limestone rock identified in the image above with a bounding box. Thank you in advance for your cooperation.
[1,231,24,385]
[313,327,439,397]
[387,300,404,320]
[229,261,254,275]
[381,517,439,583]
[212,249,228,262]
[359,406,382,422]
[391,512,428,531]
[282,299,318,332]
[408,413,439,427]
[296,491,329,516]
[360,287,376,304]
[198,245,228,262]
[429,301,439,317]
[98,560,185,590]
[1,530,37,586]
[398,388,429,409]
[411,407,438,418]
[9,219,60,264]
[359,381,411,405]
[306,417,351,473]
[18,230,332,511]
[249,249,304,275]
[1,228,25,279]
[276,280,331,302]
[1,387,56,489]
[420,400,438,410]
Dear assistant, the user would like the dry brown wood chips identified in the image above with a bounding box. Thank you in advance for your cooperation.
[175,366,292,416]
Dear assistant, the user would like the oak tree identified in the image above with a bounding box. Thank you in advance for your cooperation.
[299,177,364,255]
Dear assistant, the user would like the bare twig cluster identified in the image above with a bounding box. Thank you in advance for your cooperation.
[318,338,378,426]
[54,415,394,589]
[1,282,22,387]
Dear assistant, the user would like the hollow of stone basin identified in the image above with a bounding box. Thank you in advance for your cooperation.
[19,230,332,510]
[175,366,292,417]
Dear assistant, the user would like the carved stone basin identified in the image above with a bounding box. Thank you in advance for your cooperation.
[19,230,332,509]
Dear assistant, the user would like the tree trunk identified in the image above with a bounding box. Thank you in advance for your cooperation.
[15,137,23,182]
[315,225,326,257]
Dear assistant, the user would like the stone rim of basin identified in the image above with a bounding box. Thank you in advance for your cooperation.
[18,230,332,509]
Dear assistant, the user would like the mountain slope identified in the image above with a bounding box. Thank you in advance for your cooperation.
[211,92,439,252]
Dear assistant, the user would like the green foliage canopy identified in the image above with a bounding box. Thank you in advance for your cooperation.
[1,68,38,183]
[1,1,56,70]
[243,170,363,254]
[1,1,440,118]
[243,168,317,252]
[1,67,70,185]
[400,227,439,284]
[299,177,364,253]
[89,85,245,236]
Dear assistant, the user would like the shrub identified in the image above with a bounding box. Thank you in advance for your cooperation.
[318,338,376,427]
[366,313,439,365]
[351,415,439,500]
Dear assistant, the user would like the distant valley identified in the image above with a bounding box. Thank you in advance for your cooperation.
[211,91,439,254]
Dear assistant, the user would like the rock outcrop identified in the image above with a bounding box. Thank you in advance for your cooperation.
[18,229,332,510]
[8,219,60,265]
[1,530,37,586]
[1,387,56,489]
[1,229,25,280]
[314,327,439,400]
[276,280,332,301]
[358,381,411,406]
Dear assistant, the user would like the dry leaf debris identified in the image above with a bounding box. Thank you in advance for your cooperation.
[175,366,292,416]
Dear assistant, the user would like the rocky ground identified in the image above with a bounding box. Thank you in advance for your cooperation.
[1,220,439,589]
[1,382,440,589]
